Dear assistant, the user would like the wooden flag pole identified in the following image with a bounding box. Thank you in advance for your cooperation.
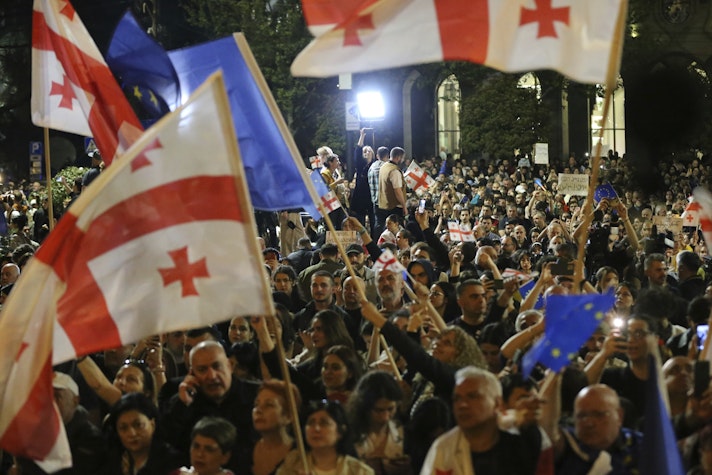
[43,128,55,231]
[573,0,628,291]
[267,315,310,475]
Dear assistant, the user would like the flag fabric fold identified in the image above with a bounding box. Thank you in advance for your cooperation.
[639,354,685,474]
[292,0,627,85]
[0,73,273,468]
[310,170,342,214]
[693,187,712,247]
[681,198,700,227]
[447,222,475,242]
[372,248,406,273]
[31,0,143,165]
[404,161,435,195]
[107,17,319,214]
[593,183,619,204]
[521,292,614,377]
[105,12,181,126]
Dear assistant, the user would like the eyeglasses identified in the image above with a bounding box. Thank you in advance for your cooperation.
[429,291,445,297]
[625,329,651,340]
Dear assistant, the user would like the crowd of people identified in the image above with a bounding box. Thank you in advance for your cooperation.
[2,131,712,474]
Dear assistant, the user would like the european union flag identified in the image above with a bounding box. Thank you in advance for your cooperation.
[106,13,180,126]
[518,279,544,309]
[521,292,614,378]
[640,355,684,474]
[107,16,319,217]
[594,183,618,204]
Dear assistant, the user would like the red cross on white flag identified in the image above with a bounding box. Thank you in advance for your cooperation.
[448,222,475,242]
[372,248,407,273]
[310,155,324,169]
[292,0,627,86]
[693,188,712,250]
[0,74,273,470]
[31,0,143,165]
[682,199,700,227]
[405,160,435,195]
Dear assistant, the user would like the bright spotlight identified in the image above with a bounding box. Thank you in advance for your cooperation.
[357,91,385,121]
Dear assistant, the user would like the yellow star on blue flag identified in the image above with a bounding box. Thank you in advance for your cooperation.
[522,292,615,377]
[594,183,618,204]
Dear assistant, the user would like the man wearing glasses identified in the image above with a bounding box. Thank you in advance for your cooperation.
[584,315,657,424]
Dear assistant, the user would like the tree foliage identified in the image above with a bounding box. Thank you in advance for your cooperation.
[178,0,344,156]
[458,70,549,160]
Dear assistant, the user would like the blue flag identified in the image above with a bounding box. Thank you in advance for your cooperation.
[518,279,544,310]
[107,15,319,216]
[594,183,618,204]
[640,355,685,474]
[521,292,614,378]
[105,13,180,126]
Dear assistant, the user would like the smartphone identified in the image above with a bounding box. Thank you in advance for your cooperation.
[610,226,619,235]
[698,324,709,351]
[493,279,504,289]
[694,360,710,398]
[550,258,574,276]
[418,199,426,214]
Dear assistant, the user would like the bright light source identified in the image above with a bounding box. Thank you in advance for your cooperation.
[357,91,385,121]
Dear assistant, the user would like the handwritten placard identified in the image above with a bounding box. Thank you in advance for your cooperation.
[557,174,589,196]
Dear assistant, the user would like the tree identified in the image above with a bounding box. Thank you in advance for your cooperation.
[458,69,549,160]
[179,0,345,156]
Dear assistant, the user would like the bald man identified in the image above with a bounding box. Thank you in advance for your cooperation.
[554,384,642,474]
[1,263,19,286]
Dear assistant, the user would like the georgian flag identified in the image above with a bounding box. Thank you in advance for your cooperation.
[448,222,475,242]
[31,0,143,165]
[404,160,435,195]
[310,155,324,169]
[309,170,342,213]
[372,249,406,273]
[0,74,273,470]
[682,198,700,227]
[292,0,627,85]
[693,188,712,250]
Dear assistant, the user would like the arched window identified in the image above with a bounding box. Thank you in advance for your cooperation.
[437,75,460,157]
[517,72,541,99]
[591,78,625,155]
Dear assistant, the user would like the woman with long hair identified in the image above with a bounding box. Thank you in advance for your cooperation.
[102,393,181,475]
[277,401,374,475]
[361,306,486,416]
[321,345,365,403]
[348,371,411,474]
[298,310,356,384]
[428,281,460,323]
[252,312,357,401]
[77,354,158,408]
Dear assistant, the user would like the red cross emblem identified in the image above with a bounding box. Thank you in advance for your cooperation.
[321,192,340,211]
[131,137,163,172]
[49,75,77,110]
[339,13,375,46]
[520,0,570,38]
[58,0,75,20]
[685,213,696,223]
[407,170,431,191]
[158,246,210,297]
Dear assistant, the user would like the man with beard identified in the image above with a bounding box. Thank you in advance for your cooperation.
[377,268,406,318]
[345,243,378,304]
